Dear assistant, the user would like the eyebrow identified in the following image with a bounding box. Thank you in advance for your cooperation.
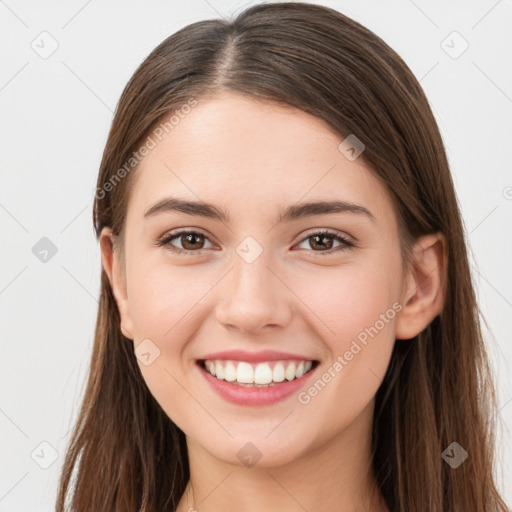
[143,197,376,224]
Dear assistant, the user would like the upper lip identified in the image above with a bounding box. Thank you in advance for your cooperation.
[200,349,317,363]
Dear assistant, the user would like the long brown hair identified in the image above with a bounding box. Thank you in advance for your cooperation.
[55,2,510,510]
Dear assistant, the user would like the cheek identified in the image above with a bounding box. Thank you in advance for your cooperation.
[290,262,399,407]
[126,263,207,430]
[291,260,399,346]
[127,260,214,342]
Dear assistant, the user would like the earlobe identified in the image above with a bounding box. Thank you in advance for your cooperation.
[395,232,447,340]
[99,227,134,339]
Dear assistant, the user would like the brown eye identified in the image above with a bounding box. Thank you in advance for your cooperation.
[309,233,334,250]
[296,230,355,255]
[180,232,206,250]
[157,230,214,254]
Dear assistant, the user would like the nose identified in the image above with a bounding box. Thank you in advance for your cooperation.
[215,251,292,334]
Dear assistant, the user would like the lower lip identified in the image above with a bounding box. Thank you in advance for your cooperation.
[197,361,318,406]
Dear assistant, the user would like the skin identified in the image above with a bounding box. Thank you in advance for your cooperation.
[100,92,446,512]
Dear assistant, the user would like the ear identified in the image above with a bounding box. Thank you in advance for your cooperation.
[395,232,447,340]
[99,227,134,339]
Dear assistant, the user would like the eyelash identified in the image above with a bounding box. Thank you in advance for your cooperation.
[155,229,356,256]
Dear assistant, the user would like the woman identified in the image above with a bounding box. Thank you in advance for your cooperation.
[55,2,510,511]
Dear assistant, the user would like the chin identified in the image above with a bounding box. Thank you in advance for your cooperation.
[199,432,314,469]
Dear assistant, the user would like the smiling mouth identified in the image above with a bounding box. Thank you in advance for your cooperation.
[197,359,320,387]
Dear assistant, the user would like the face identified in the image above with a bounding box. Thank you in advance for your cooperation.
[101,92,418,468]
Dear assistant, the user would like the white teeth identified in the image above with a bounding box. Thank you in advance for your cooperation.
[224,361,237,382]
[206,360,215,376]
[295,361,305,378]
[285,362,297,381]
[272,362,285,382]
[215,361,225,380]
[254,363,273,384]
[203,359,315,386]
[236,362,254,384]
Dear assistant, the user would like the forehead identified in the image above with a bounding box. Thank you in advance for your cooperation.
[126,93,394,226]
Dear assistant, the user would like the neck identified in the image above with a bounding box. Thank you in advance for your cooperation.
[176,400,388,512]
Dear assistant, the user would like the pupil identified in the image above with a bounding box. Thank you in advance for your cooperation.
[183,233,202,250]
[313,234,332,250]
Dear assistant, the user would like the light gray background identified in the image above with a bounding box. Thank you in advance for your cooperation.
[1,0,511,510]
